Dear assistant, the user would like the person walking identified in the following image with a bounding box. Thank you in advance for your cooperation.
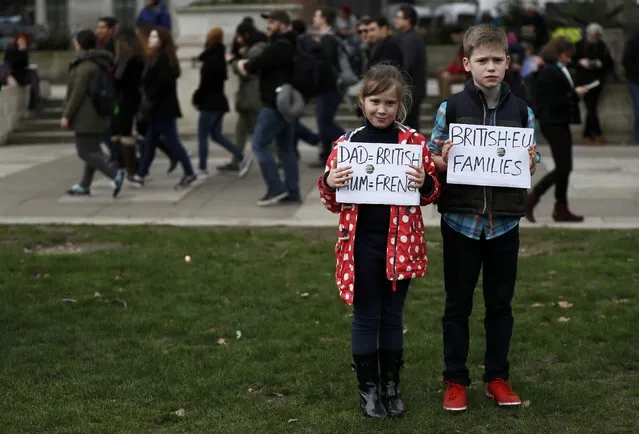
[237,10,300,206]
[526,37,589,223]
[61,29,125,197]
[111,27,146,181]
[193,27,253,179]
[130,27,196,189]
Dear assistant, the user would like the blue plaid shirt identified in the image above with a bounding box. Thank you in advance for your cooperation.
[428,100,537,240]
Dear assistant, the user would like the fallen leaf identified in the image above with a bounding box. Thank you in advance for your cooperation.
[216,338,227,345]
[61,298,77,304]
[300,292,310,298]
[287,419,299,423]
[627,258,635,263]
[184,255,191,263]
[274,392,284,398]
[530,302,544,308]
[173,408,185,417]
[558,317,570,323]
[402,327,408,335]
[112,298,127,309]
[236,330,242,339]
[114,275,120,280]
[94,291,102,298]
[557,301,573,309]
[522,400,531,408]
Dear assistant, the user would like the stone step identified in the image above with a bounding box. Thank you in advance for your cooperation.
[7,130,74,145]
[14,118,61,133]
[37,107,64,120]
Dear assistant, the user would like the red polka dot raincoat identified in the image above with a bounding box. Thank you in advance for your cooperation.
[317,123,441,305]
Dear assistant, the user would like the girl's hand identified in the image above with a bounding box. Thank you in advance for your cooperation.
[441,139,453,163]
[575,86,588,96]
[406,164,426,189]
[326,159,352,189]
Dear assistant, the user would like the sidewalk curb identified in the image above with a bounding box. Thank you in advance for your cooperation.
[0,217,638,229]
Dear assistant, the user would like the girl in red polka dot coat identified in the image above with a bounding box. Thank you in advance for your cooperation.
[317,64,440,419]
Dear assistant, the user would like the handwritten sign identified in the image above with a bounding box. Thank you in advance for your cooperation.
[447,123,533,189]
[336,142,423,205]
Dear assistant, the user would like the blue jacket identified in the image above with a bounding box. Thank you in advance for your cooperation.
[136,2,171,30]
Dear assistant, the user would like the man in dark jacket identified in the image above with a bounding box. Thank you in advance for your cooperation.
[61,29,124,198]
[367,17,403,69]
[96,17,117,55]
[623,27,639,143]
[394,5,427,129]
[237,10,300,206]
[310,7,345,168]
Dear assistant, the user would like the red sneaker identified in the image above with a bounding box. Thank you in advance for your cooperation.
[485,379,522,407]
[443,382,467,412]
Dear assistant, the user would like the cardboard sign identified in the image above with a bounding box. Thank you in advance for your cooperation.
[336,142,423,206]
[447,123,533,189]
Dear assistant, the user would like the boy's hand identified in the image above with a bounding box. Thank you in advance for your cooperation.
[528,145,538,172]
[406,164,426,189]
[326,159,353,189]
[441,139,453,163]
[575,86,588,96]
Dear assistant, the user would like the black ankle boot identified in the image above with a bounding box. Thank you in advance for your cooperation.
[379,349,406,417]
[352,353,387,419]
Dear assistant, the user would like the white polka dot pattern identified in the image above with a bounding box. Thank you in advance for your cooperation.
[316,130,441,305]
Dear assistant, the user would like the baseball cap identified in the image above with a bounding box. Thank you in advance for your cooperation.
[260,10,291,25]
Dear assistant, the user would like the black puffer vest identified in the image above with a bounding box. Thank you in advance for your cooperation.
[437,80,529,218]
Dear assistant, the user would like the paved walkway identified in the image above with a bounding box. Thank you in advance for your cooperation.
[0,140,638,228]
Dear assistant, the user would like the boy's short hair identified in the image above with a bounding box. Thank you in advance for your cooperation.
[463,24,508,58]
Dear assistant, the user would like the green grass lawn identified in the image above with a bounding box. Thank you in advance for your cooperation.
[1,225,638,433]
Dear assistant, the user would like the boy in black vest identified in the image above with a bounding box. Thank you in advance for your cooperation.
[428,24,539,412]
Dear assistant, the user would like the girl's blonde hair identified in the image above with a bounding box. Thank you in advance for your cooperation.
[359,63,412,124]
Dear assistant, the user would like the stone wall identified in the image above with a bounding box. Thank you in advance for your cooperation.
[175,4,304,46]
[0,85,30,146]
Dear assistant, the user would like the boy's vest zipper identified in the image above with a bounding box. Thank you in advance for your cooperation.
[478,89,509,229]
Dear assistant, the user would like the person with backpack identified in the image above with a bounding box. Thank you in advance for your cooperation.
[60,29,125,198]
[309,7,348,169]
[427,24,539,412]
[236,10,300,206]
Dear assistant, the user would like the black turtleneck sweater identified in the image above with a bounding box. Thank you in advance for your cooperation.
[351,121,399,234]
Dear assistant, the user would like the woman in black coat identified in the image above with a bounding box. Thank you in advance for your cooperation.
[526,37,589,223]
[111,27,146,179]
[572,23,614,144]
[131,26,196,190]
[4,33,31,87]
[192,27,251,178]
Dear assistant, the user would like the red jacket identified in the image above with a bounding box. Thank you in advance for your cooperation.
[317,123,441,305]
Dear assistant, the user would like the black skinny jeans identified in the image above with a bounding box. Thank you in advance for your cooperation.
[532,122,573,205]
[441,220,519,385]
[351,232,410,355]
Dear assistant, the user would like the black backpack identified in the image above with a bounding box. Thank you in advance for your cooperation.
[89,61,116,117]
[290,35,328,100]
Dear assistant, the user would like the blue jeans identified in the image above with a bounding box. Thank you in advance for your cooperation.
[198,111,244,171]
[252,107,299,199]
[629,81,639,141]
[316,90,345,161]
[138,117,194,177]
